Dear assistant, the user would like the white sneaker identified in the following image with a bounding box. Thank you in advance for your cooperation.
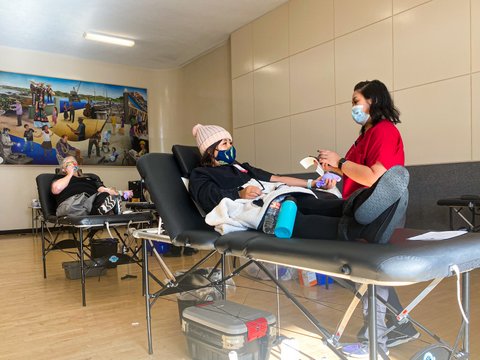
[342,343,389,359]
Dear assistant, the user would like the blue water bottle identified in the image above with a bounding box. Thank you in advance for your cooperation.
[274,196,297,238]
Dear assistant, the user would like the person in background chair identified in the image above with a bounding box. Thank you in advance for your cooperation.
[51,156,132,216]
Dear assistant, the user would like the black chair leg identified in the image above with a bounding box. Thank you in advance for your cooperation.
[79,227,86,306]
[41,221,47,279]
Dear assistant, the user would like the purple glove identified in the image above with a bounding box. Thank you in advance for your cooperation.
[316,172,342,187]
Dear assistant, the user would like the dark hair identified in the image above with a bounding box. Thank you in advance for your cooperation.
[200,140,221,167]
[354,80,400,134]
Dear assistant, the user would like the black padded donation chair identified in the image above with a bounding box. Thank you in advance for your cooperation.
[135,146,233,354]
[36,173,153,306]
[133,147,480,360]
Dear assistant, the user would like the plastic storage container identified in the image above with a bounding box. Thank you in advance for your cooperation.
[182,300,276,360]
[146,241,171,255]
[62,260,107,280]
[316,273,334,286]
[176,268,225,321]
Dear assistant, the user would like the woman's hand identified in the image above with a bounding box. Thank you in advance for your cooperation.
[313,175,337,190]
[238,185,262,199]
[66,166,76,176]
[317,149,341,171]
[320,177,337,190]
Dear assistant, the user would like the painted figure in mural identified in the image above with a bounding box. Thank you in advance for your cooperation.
[69,103,75,122]
[67,117,85,141]
[34,101,49,128]
[23,124,35,152]
[98,146,119,164]
[110,113,117,134]
[14,100,23,126]
[56,134,82,165]
[35,125,53,158]
[128,140,147,161]
[102,129,111,153]
[46,84,55,103]
[88,131,101,158]
[29,80,37,106]
[63,103,69,120]
[52,106,58,125]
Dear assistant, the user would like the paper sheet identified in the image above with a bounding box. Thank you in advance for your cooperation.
[407,230,467,241]
[299,156,324,176]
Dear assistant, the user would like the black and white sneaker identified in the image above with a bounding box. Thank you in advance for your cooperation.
[356,319,420,348]
[386,331,420,347]
[98,195,117,215]
[386,322,420,348]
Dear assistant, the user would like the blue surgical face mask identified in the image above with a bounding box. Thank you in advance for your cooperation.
[216,146,236,165]
[351,104,370,125]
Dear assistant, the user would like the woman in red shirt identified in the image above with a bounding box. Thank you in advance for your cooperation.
[319,80,418,355]
[318,80,404,199]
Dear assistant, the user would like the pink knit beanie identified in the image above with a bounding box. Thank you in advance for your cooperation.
[192,124,232,154]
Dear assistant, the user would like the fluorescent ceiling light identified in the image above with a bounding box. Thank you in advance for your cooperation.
[83,32,135,47]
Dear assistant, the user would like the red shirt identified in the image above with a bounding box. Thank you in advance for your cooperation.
[342,119,405,198]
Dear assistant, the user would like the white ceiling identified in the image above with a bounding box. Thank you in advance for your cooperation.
[0,0,287,69]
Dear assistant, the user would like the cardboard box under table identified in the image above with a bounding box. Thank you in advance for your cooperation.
[181,300,276,360]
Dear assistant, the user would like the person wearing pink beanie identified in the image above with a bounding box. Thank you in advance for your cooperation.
[189,122,408,242]
[192,124,232,155]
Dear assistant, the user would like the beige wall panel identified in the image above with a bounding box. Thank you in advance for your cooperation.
[180,43,232,145]
[472,0,480,72]
[233,126,256,164]
[289,0,334,55]
[231,24,253,79]
[253,4,289,70]
[290,42,335,114]
[232,73,254,128]
[335,102,363,157]
[395,76,471,165]
[335,19,393,103]
[393,0,470,90]
[254,59,290,123]
[290,107,336,172]
[472,73,480,160]
[254,117,291,174]
[393,0,432,14]
[334,0,391,37]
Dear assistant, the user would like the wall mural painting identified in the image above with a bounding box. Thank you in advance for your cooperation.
[0,70,148,166]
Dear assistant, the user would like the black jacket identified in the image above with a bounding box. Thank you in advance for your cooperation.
[189,163,273,213]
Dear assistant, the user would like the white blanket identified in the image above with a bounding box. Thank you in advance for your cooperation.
[205,180,317,235]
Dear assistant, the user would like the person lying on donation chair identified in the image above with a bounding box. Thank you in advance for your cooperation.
[189,123,407,245]
[51,156,133,217]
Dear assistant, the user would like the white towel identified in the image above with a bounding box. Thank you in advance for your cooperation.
[205,181,316,235]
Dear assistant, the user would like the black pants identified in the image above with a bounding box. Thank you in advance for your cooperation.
[289,193,344,240]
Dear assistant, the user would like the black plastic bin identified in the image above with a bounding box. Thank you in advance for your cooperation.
[62,260,107,280]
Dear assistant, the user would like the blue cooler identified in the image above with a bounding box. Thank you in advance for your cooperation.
[182,300,277,360]
[146,241,170,255]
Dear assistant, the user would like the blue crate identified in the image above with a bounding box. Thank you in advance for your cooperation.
[316,273,334,286]
[146,241,171,255]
